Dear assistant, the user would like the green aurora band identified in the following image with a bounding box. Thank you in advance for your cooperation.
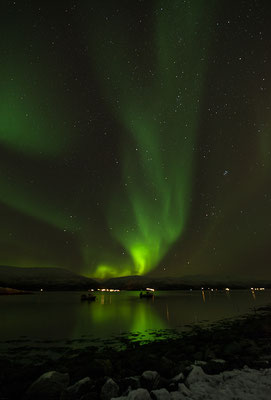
[91,1,214,277]
[0,54,75,230]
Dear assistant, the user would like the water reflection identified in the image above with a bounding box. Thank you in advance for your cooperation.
[73,292,166,342]
[0,290,270,345]
[129,301,165,340]
[166,304,170,322]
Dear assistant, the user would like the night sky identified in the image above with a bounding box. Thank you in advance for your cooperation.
[0,0,270,280]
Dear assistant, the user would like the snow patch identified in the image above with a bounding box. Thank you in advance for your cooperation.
[185,365,271,399]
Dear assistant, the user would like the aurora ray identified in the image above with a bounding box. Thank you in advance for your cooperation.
[90,1,214,276]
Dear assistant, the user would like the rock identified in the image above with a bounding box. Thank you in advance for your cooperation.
[170,372,184,384]
[151,388,170,400]
[26,370,69,400]
[127,388,151,400]
[183,365,271,399]
[168,382,178,392]
[185,366,206,386]
[122,376,141,390]
[142,371,159,381]
[183,365,193,378]
[177,383,191,397]
[169,391,186,400]
[252,360,269,368]
[194,360,207,367]
[210,359,226,364]
[141,371,160,390]
[203,359,226,374]
[101,377,119,400]
[60,377,93,400]
[111,397,128,400]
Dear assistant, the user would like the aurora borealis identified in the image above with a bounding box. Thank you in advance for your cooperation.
[0,0,271,280]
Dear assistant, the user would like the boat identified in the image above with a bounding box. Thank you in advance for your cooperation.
[81,293,96,302]
[140,288,155,298]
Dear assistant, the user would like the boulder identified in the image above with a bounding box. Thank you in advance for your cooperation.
[168,383,178,392]
[177,383,191,397]
[60,377,93,400]
[252,360,269,368]
[194,360,207,367]
[111,397,128,400]
[101,377,119,400]
[183,365,193,378]
[127,388,151,400]
[169,392,186,400]
[210,359,226,364]
[203,359,227,374]
[170,373,184,384]
[26,370,69,400]
[122,376,141,390]
[141,371,160,390]
[151,388,171,400]
[185,366,206,386]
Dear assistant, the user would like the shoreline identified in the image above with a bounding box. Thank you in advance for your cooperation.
[0,286,270,293]
[0,305,271,399]
[0,287,34,295]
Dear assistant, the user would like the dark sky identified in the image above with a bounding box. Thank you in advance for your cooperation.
[0,0,270,280]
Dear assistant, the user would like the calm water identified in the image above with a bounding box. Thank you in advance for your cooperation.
[1,290,270,347]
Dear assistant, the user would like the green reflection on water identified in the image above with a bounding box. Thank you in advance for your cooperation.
[73,292,166,343]
[129,301,166,341]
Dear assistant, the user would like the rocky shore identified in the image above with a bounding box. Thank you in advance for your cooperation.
[0,306,271,399]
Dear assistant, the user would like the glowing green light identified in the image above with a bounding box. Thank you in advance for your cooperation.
[92,264,132,279]
[129,302,166,340]
[73,292,166,342]
[0,63,69,157]
[0,59,74,231]
[86,0,214,277]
